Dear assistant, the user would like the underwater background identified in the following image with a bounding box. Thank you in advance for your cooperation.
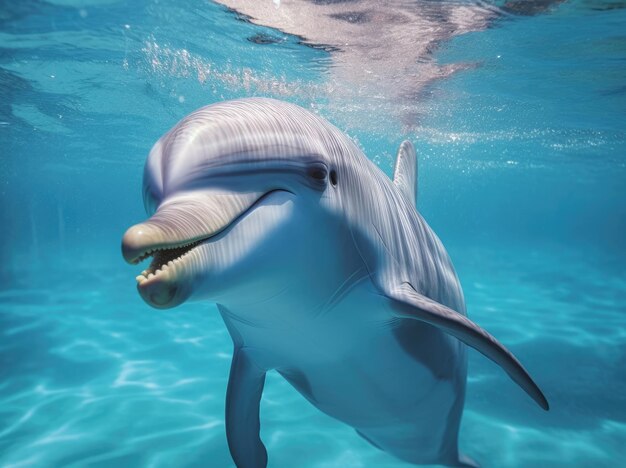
[1,0,625,466]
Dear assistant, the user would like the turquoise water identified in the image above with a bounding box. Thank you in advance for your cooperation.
[1,1,625,466]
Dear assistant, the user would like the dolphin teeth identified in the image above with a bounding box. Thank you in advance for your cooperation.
[133,237,204,282]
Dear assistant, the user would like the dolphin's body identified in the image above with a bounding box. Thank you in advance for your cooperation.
[122,98,548,467]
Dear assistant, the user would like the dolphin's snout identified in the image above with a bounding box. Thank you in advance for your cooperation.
[121,223,164,264]
[122,189,267,265]
[122,189,273,309]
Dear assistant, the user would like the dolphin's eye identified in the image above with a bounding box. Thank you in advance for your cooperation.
[330,169,338,186]
[307,165,327,181]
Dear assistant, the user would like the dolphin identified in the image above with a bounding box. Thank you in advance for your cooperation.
[122,98,548,467]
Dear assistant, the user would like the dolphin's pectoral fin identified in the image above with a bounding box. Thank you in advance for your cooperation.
[393,140,418,206]
[387,283,549,411]
[226,347,268,468]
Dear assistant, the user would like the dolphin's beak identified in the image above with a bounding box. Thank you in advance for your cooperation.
[121,189,267,308]
[122,190,263,265]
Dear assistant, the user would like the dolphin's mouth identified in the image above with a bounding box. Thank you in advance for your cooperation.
[129,236,209,309]
[122,189,289,307]
[133,238,205,285]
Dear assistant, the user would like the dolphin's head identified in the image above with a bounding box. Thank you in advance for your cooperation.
[122,99,354,309]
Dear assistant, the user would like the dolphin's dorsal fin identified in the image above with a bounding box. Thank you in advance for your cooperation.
[393,140,417,207]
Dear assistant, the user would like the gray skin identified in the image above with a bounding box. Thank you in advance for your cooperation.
[122,98,548,467]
